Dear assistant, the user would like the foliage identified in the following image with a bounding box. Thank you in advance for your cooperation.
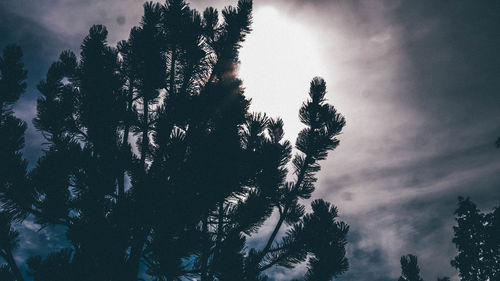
[0,44,28,281]
[27,248,74,281]
[451,197,500,281]
[398,254,424,281]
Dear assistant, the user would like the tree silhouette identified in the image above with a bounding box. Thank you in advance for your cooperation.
[398,254,424,281]
[451,197,485,281]
[396,254,453,281]
[0,44,28,281]
[1,0,350,280]
[26,248,73,281]
[0,263,15,281]
[451,197,500,281]
[0,212,23,281]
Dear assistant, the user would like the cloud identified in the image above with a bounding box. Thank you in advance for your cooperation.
[255,0,500,280]
[1,2,72,165]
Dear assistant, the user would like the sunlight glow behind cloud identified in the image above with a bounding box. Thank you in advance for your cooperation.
[239,6,329,143]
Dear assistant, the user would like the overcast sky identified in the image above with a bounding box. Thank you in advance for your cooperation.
[1,0,500,280]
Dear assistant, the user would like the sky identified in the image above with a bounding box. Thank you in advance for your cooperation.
[1,0,500,280]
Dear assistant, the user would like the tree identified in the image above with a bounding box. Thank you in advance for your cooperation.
[0,212,23,281]
[398,254,424,281]
[485,207,500,280]
[26,248,73,281]
[1,0,350,280]
[451,197,485,281]
[451,197,500,281]
[0,44,28,281]
[396,254,452,281]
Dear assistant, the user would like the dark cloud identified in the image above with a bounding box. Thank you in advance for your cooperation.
[264,0,500,280]
[0,2,73,165]
[343,246,390,281]
[116,15,126,25]
[393,0,500,132]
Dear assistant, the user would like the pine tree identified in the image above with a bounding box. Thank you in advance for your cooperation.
[398,254,424,281]
[26,248,73,281]
[1,0,350,280]
[0,212,23,281]
[0,44,28,281]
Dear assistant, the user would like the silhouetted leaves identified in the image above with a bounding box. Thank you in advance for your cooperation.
[27,248,74,281]
[0,44,28,281]
[0,44,27,107]
[0,263,15,281]
[451,197,500,281]
[0,212,20,257]
[398,254,424,281]
[261,200,348,281]
[0,44,29,221]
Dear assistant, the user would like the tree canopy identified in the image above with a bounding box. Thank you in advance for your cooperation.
[451,197,500,281]
[0,0,350,280]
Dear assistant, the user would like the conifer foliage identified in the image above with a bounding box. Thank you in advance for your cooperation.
[0,44,28,281]
[397,254,453,281]
[0,0,350,280]
[398,255,424,281]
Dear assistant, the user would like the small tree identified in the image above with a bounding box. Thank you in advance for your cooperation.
[0,212,23,281]
[398,254,424,281]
